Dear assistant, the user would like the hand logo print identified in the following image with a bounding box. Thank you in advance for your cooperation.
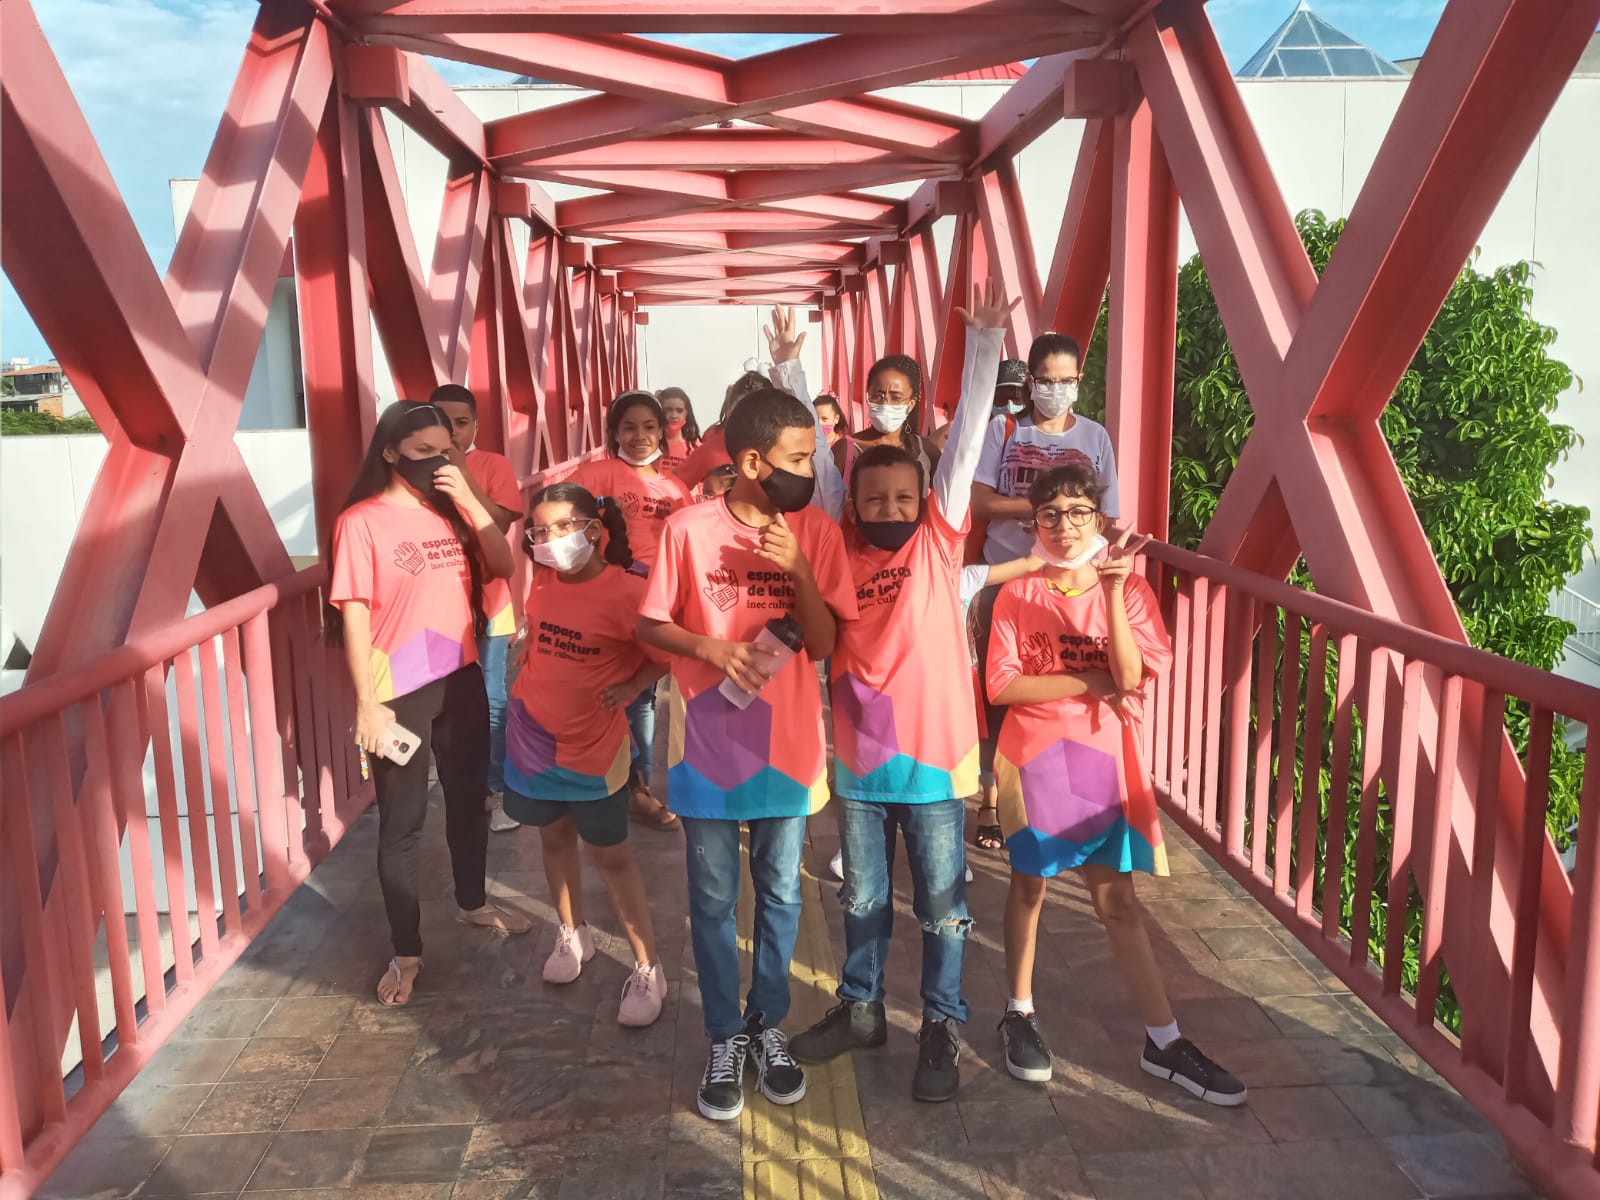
[703,568,739,613]
[393,541,426,576]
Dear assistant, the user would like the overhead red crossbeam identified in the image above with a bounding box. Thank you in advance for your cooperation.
[334,0,1112,35]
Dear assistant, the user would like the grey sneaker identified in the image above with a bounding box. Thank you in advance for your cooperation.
[999,1010,1052,1083]
[1140,1036,1247,1106]
[488,792,519,833]
[789,1000,888,1063]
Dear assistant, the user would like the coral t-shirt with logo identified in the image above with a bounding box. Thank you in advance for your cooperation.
[831,492,979,803]
[660,435,693,477]
[466,448,523,637]
[986,573,1171,878]
[330,496,477,702]
[571,457,692,568]
[640,499,857,820]
[505,565,663,802]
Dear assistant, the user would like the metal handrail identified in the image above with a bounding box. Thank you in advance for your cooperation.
[0,567,327,738]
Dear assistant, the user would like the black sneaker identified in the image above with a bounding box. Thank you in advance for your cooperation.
[790,1000,888,1063]
[697,1033,751,1121]
[747,1017,807,1105]
[999,1010,1052,1083]
[1140,1036,1248,1106]
[912,1018,961,1103]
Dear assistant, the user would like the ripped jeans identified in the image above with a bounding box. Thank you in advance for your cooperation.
[837,796,970,1023]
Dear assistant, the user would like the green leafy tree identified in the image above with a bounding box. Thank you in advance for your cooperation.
[0,409,100,435]
[1077,211,1590,1027]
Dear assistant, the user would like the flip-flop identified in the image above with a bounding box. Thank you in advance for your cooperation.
[376,957,421,1006]
[455,901,533,935]
[628,786,680,830]
[974,805,1004,852]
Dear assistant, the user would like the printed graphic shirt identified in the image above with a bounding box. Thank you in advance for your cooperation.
[465,448,523,637]
[505,566,661,801]
[986,574,1171,879]
[661,435,693,478]
[330,496,478,702]
[973,415,1119,562]
[640,499,857,820]
[827,326,1004,802]
[571,457,692,568]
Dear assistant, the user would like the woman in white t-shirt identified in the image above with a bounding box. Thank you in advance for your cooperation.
[967,331,1120,851]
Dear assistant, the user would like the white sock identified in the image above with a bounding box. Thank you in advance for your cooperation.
[1147,1020,1181,1050]
[1007,997,1034,1015]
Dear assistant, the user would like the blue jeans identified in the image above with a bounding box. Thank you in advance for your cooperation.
[625,684,656,788]
[683,815,807,1038]
[837,796,970,1023]
[477,633,509,795]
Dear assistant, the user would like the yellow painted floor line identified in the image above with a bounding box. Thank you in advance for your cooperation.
[736,838,880,1200]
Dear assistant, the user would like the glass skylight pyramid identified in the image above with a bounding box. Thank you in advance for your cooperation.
[1238,1,1406,78]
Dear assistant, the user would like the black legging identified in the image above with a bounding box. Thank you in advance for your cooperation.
[373,663,490,957]
[972,582,1005,779]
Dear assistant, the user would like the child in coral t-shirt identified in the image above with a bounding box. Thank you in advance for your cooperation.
[639,380,856,1124]
[985,463,1246,1107]
[504,481,670,1028]
[772,283,1012,1104]
[571,391,692,833]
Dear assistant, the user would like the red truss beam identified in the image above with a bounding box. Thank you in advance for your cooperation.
[335,0,1123,36]
[504,130,950,171]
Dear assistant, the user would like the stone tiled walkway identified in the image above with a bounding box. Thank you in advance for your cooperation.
[44,796,1541,1199]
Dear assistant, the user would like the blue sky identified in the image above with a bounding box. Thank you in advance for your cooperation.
[1,0,1447,364]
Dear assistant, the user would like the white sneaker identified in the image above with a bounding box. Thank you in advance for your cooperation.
[618,962,667,1027]
[965,864,974,883]
[829,849,844,880]
[543,923,595,984]
[488,792,519,833]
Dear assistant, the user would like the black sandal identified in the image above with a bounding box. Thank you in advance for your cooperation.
[974,804,1003,852]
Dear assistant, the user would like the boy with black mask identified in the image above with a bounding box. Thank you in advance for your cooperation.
[772,284,1011,1103]
[638,380,857,1123]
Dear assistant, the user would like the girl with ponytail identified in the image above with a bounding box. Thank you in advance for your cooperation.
[571,392,693,829]
[502,482,670,1024]
[328,400,532,1008]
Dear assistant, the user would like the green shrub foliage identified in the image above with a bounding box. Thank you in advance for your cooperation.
[1077,211,1590,1028]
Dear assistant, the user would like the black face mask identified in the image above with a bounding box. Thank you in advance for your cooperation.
[857,518,920,553]
[394,453,448,497]
[759,463,815,513]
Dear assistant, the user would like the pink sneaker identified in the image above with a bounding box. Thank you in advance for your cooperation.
[543,923,595,984]
[618,962,667,1027]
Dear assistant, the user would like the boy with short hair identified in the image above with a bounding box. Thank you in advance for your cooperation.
[428,385,523,831]
[770,285,1012,1103]
[638,386,857,1122]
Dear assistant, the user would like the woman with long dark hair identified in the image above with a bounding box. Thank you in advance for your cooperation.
[330,400,532,1007]
[571,391,692,830]
[832,355,940,496]
[655,386,702,476]
[504,482,669,1023]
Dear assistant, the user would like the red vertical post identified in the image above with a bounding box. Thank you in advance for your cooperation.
[432,166,492,383]
[1103,96,1177,540]
[297,93,377,560]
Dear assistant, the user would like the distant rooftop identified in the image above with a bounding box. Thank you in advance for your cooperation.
[1238,1,1405,78]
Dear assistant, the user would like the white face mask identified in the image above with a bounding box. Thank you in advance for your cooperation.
[532,529,597,572]
[1031,380,1078,419]
[618,446,663,467]
[868,403,910,434]
[1033,532,1107,571]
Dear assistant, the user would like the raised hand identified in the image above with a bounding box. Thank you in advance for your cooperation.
[763,305,806,364]
[1096,527,1150,592]
[954,277,1020,330]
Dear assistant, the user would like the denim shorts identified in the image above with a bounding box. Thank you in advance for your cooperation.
[502,785,629,847]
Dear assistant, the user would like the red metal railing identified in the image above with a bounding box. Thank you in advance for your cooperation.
[1142,541,1600,1200]
[0,568,365,1200]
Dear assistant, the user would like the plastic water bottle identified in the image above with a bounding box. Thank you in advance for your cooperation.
[719,615,806,710]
